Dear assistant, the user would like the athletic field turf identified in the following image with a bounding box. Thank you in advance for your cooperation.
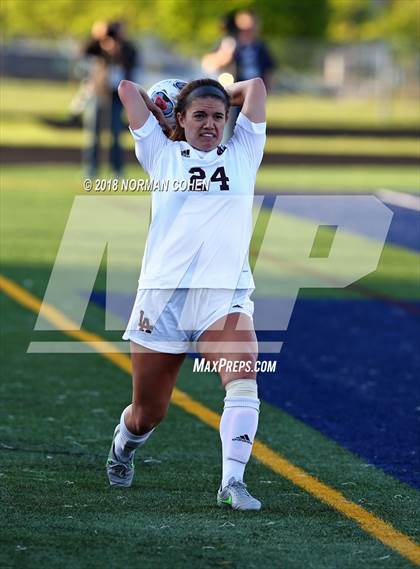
[2,79,420,156]
[1,164,419,568]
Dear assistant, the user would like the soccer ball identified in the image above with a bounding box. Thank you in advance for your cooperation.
[147,78,188,127]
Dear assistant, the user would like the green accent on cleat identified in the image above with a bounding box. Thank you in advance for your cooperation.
[217,477,261,511]
[221,495,233,506]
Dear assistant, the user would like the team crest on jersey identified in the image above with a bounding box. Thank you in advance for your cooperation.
[138,310,153,334]
[217,145,227,155]
[181,149,190,157]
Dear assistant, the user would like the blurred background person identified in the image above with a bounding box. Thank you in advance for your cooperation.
[202,9,276,138]
[232,9,276,89]
[202,10,238,83]
[83,20,139,178]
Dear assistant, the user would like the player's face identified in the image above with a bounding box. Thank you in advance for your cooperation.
[177,97,227,151]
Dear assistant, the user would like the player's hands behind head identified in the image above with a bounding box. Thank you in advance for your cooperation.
[140,91,173,137]
[150,102,173,137]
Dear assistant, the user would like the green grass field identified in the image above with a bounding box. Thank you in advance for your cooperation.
[2,79,419,158]
[1,164,419,568]
[256,165,419,192]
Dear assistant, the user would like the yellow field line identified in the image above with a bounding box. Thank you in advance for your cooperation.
[1,273,419,566]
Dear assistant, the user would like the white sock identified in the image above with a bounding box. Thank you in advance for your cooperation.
[113,406,154,462]
[220,393,260,488]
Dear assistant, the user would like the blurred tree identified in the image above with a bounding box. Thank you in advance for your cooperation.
[0,0,146,39]
[362,0,420,48]
[328,0,419,47]
[258,0,329,39]
[143,0,247,51]
[328,0,373,41]
[0,0,329,49]
[147,0,329,52]
[3,0,416,53]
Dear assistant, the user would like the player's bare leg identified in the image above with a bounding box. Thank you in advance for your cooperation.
[107,343,185,487]
[198,313,261,510]
[127,342,186,434]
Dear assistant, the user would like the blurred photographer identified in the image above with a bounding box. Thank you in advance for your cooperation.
[83,20,139,177]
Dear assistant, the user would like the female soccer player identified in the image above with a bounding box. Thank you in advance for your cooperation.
[106,76,266,510]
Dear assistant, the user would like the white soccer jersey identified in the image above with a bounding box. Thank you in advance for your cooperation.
[130,111,266,289]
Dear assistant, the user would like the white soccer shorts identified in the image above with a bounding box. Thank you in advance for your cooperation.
[123,288,254,354]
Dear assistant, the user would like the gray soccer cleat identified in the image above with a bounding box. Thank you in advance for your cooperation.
[217,477,261,511]
[106,425,134,487]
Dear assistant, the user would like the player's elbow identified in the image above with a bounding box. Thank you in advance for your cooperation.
[118,80,139,101]
[118,79,130,95]
[251,77,267,98]
[118,80,138,105]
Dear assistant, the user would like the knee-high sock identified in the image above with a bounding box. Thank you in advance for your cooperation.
[220,394,260,488]
[114,406,154,462]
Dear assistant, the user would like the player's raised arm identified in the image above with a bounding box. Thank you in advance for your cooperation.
[201,37,236,72]
[118,80,171,132]
[225,78,266,123]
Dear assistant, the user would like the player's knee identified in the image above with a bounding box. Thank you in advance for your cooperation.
[245,352,258,371]
[130,402,168,434]
[220,354,258,383]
